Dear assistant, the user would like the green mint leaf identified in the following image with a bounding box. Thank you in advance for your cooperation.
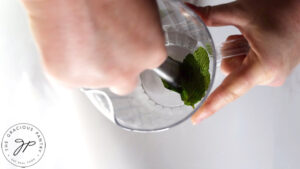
[161,46,210,108]
[161,79,182,93]
[193,46,211,90]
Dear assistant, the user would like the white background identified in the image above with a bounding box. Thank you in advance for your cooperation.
[0,0,300,169]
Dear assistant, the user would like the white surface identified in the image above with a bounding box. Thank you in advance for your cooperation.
[0,0,300,169]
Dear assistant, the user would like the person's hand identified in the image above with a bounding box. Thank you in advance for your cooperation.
[20,0,166,95]
[186,0,300,124]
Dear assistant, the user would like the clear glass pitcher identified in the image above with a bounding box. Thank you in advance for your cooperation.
[82,0,217,132]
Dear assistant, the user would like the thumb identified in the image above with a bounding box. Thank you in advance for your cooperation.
[185,2,247,27]
[191,51,265,124]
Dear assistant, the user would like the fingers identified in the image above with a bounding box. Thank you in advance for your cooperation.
[109,77,139,95]
[185,3,254,123]
[192,52,264,124]
[221,35,248,75]
[221,55,246,75]
[21,0,167,96]
[185,2,247,27]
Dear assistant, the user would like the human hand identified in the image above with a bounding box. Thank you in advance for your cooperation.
[20,0,166,95]
[186,0,300,124]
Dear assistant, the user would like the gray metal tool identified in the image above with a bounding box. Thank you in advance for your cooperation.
[153,57,182,88]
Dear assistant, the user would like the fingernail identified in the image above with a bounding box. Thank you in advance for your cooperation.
[192,112,210,125]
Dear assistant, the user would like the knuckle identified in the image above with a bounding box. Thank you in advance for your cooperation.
[219,86,240,105]
[145,48,167,69]
[261,64,284,85]
[43,59,106,88]
[225,89,240,103]
[111,76,138,95]
[42,59,69,82]
[263,66,286,87]
[114,73,137,86]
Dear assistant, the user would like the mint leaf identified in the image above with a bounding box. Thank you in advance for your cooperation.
[193,46,210,90]
[161,78,182,93]
[161,46,211,108]
[194,47,209,72]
